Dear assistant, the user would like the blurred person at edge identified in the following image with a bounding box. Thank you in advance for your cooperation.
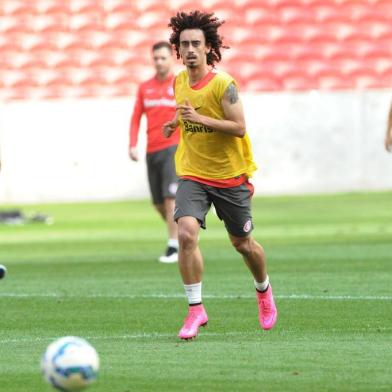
[385,101,392,152]
[129,41,180,263]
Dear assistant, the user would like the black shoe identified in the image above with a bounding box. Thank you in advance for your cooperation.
[158,246,178,263]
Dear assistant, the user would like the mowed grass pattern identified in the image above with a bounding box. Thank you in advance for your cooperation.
[0,192,391,391]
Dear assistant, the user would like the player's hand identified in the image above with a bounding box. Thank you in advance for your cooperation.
[163,120,177,138]
[385,131,392,152]
[177,99,201,123]
[163,113,179,138]
[129,147,139,161]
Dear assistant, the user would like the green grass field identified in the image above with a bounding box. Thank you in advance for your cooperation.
[0,192,391,391]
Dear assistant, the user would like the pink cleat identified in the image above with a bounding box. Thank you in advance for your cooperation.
[178,304,208,340]
[256,285,278,330]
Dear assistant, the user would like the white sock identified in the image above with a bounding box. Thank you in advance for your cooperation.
[184,282,202,305]
[254,275,269,292]
[168,238,179,249]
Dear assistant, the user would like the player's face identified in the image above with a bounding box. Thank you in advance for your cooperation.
[153,47,173,77]
[179,29,211,69]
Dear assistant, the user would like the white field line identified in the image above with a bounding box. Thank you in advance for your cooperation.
[0,292,391,301]
[0,331,250,345]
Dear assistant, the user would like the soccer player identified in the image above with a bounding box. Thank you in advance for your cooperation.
[163,11,277,339]
[129,41,180,263]
[385,101,392,152]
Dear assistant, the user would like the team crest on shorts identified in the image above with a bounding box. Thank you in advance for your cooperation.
[168,182,178,195]
[243,219,252,233]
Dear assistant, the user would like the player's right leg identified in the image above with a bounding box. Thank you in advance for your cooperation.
[174,179,210,339]
[177,216,208,339]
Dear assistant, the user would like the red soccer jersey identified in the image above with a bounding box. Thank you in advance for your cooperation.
[129,75,179,154]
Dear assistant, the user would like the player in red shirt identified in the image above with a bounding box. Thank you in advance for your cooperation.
[129,41,180,263]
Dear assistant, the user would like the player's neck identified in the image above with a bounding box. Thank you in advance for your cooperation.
[187,65,210,86]
[155,72,171,81]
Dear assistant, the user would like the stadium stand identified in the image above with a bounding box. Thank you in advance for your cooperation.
[0,0,391,100]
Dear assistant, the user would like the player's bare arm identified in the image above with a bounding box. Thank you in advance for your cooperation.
[177,83,246,138]
[385,102,392,152]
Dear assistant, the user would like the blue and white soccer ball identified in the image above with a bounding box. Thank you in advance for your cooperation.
[41,336,99,391]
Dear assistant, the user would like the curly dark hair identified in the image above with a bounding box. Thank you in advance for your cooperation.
[168,10,229,66]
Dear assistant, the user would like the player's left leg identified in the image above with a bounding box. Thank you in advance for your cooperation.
[159,197,178,263]
[159,146,179,263]
[153,203,166,221]
[210,182,277,330]
[229,234,277,330]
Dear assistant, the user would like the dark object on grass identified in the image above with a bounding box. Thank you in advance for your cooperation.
[0,209,53,225]
[0,265,6,279]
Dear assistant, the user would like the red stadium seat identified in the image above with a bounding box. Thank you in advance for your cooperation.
[294,59,330,78]
[309,3,347,23]
[316,72,355,90]
[328,40,372,59]
[244,6,279,25]
[70,0,102,14]
[53,57,82,71]
[362,44,392,61]
[305,24,338,44]
[278,5,315,25]
[337,2,369,21]
[18,57,48,71]
[280,72,315,91]
[6,3,36,16]
[243,77,282,92]
[1,87,36,100]
[294,42,341,60]
[36,3,70,15]
[103,1,137,14]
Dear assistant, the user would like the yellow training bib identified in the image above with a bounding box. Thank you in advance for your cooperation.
[174,69,257,180]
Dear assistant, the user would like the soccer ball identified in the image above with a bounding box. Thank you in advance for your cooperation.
[41,336,99,391]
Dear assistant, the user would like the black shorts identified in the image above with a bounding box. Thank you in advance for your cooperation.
[146,145,178,205]
[174,178,254,238]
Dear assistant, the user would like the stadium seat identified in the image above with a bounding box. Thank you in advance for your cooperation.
[1,87,35,100]
[243,77,282,92]
[18,57,48,71]
[6,2,36,16]
[281,72,315,91]
[36,3,70,15]
[309,4,347,23]
[0,38,19,53]
[278,5,314,24]
[338,2,369,21]
[52,57,82,71]
[70,0,102,14]
[316,74,354,90]
[363,44,392,61]
[260,46,291,62]
[305,25,338,44]
[103,1,136,14]
[244,6,279,25]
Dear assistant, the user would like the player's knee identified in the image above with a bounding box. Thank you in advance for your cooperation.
[178,225,197,249]
[232,237,252,256]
